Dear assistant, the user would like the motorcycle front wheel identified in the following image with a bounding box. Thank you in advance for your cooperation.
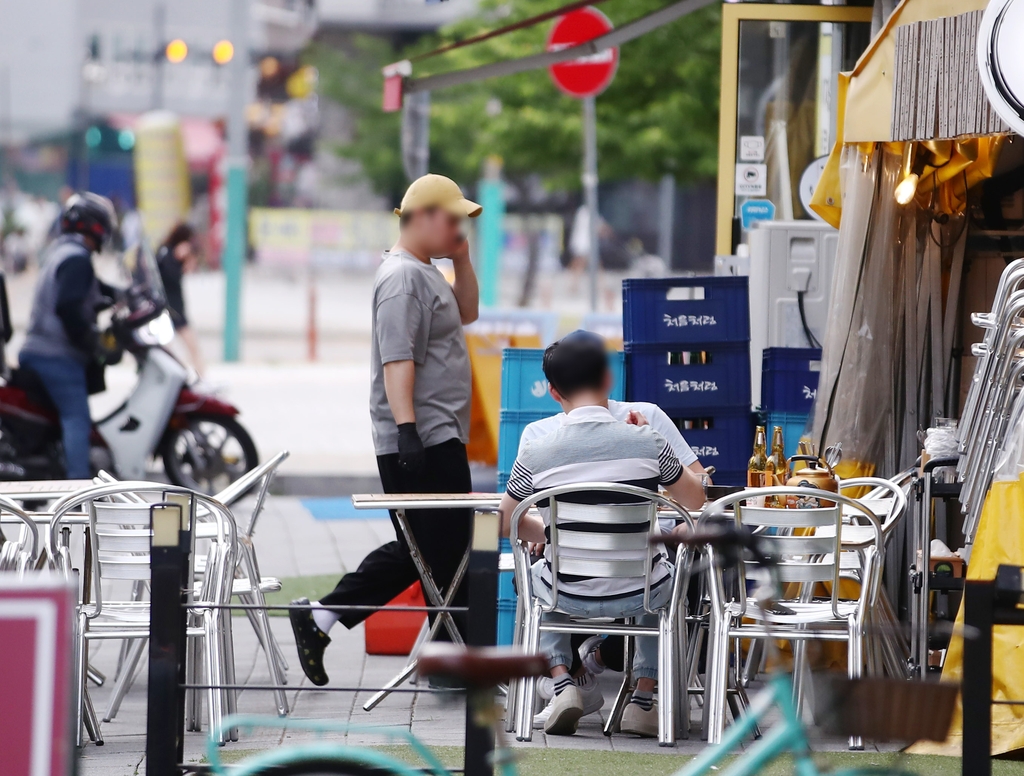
[161,413,259,495]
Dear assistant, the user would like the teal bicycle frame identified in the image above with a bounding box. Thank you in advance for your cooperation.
[206,714,519,776]
[676,675,818,776]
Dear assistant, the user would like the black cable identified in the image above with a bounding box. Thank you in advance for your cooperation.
[797,290,822,350]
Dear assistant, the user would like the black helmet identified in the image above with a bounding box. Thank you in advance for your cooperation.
[60,193,118,250]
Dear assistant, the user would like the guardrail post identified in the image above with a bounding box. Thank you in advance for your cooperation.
[962,580,993,776]
[147,503,187,776]
[465,508,500,776]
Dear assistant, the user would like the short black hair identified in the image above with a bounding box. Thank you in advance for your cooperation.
[542,330,609,398]
[163,222,195,250]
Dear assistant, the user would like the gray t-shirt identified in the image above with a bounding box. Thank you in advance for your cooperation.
[370,250,472,455]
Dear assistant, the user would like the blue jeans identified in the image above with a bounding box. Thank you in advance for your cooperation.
[19,351,92,478]
[530,561,672,681]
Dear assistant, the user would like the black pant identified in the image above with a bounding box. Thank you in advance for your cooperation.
[320,438,473,632]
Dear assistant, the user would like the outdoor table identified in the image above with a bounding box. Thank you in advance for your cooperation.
[350,492,507,711]
[0,478,93,504]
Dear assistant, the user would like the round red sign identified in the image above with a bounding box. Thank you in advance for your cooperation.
[547,8,618,99]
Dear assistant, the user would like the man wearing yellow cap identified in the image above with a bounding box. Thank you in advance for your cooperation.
[290,174,482,684]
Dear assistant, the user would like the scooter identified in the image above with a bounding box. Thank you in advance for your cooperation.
[0,248,258,494]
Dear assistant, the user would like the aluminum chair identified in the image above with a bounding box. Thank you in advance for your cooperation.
[507,483,695,746]
[701,486,884,750]
[95,453,291,721]
[46,482,238,747]
[0,493,40,575]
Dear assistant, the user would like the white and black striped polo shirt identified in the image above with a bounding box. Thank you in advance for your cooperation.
[505,404,683,599]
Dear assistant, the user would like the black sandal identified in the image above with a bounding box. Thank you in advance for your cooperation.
[289,597,331,686]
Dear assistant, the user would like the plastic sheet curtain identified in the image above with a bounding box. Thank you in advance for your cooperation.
[809,142,977,609]
[811,144,903,478]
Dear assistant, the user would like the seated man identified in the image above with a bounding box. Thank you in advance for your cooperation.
[517,330,708,480]
[498,334,705,737]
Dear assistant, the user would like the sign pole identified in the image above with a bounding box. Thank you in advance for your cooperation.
[582,95,599,313]
[223,0,249,363]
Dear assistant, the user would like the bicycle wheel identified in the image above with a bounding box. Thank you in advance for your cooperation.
[237,759,401,776]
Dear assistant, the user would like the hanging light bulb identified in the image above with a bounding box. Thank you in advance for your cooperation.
[895,173,920,205]
[895,142,920,205]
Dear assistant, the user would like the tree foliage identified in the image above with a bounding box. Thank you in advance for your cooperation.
[310,0,721,200]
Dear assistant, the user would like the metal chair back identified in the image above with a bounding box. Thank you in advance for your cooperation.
[91,501,178,582]
[0,493,39,574]
[700,486,884,620]
[510,482,694,613]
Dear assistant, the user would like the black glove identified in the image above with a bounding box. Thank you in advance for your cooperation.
[397,423,426,472]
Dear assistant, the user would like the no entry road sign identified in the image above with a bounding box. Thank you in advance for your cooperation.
[547,8,618,99]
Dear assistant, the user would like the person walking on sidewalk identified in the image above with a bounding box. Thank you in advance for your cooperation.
[290,174,482,685]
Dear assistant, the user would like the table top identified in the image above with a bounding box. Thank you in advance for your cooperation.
[351,492,503,510]
[0,479,93,500]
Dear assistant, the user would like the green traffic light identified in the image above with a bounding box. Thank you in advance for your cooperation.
[85,126,102,148]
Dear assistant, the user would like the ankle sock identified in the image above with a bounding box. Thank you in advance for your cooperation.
[553,675,575,696]
[576,672,595,689]
[630,688,654,711]
[311,602,340,634]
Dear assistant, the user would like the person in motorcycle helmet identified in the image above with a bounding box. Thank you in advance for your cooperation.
[19,192,119,478]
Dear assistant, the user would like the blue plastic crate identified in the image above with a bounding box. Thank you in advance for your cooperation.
[501,348,625,413]
[497,569,517,646]
[672,409,755,472]
[497,410,550,473]
[765,411,811,460]
[626,342,751,411]
[761,348,822,413]
[623,276,749,344]
[709,469,747,487]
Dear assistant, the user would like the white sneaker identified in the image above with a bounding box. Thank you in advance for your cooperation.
[534,677,604,728]
[578,635,606,673]
[620,700,659,738]
[539,685,585,735]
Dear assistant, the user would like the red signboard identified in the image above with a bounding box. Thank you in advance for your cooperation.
[382,73,404,113]
[547,8,618,99]
[0,577,75,776]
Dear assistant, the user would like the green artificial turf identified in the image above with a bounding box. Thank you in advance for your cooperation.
[248,574,343,616]
[212,745,1024,775]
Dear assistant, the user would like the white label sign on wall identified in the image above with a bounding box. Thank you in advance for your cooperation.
[735,163,768,196]
[739,135,765,162]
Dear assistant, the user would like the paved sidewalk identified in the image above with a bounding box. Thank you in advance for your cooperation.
[77,493,891,775]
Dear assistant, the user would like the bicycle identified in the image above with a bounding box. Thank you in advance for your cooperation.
[204,647,548,776]
[205,525,954,776]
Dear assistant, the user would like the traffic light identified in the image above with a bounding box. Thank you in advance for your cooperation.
[165,39,188,64]
[212,39,234,65]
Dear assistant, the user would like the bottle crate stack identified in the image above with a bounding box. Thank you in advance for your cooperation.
[761,347,821,458]
[493,346,625,644]
[623,277,754,486]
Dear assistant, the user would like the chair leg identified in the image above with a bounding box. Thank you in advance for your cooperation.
[104,636,147,721]
[706,610,731,745]
[658,610,676,746]
[516,602,542,741]
[220,607,239,739]
[240,548,289,716]
[604,635,634,736]
[72,612,87,748]
[83,686,103,745]
[504,590,527,734]
[848,615,865,751]
[203,609,226,744]
[186,626,202,732]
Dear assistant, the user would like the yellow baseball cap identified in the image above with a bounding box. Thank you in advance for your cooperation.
[394,174,482,218]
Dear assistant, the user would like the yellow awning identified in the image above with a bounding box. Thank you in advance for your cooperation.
[843,0,990,143]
